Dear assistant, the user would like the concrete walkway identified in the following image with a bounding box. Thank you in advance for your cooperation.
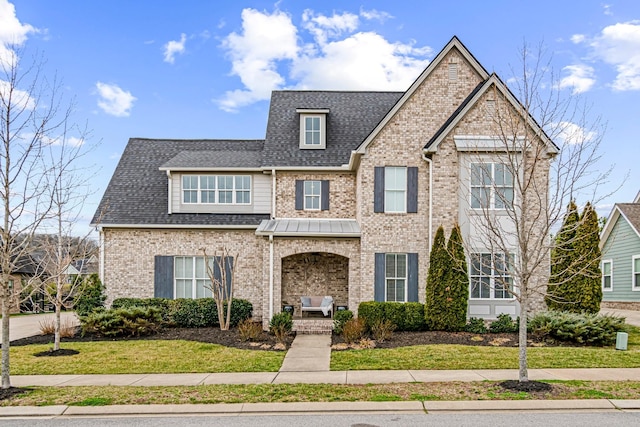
[1,312,79,342]
[279,334,331,372]
[601,308,640,327]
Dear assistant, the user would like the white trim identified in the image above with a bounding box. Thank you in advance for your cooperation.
[296,108,330,114]
[271,168,276,219]
[633,255,640,291]
[167,170,172,215]
[602,259,613,292]
[303,180,321,211]
[454,136,526,152]
[299,114,326,149]
[99,229,105,283]
[600,205,640,250]
[95,224,259,230]
[421,154,433,253]
[384,166,407,213]
[384,253,408,303]
[160,167,262,172]
[181,174,252,206]
[469,162,514,211]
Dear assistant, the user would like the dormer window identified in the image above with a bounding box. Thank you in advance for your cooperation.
[297,108,329,149]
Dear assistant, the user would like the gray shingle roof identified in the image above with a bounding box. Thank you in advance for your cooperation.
[262,91,403,167]
[618,203,640,235]
[92,139,269,226]
[161,149,263,170]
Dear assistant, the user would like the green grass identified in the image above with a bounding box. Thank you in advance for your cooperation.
[330,326,640,371]
[3,381,640,406]
[10,340,285,374]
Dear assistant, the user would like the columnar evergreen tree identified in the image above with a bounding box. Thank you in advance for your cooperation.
[572,202,602,313]
[424,226,448,330]
[546,200,579,310]
[444,224,469,331]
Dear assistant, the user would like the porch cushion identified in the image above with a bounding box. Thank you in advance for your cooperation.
[301,297,311,307]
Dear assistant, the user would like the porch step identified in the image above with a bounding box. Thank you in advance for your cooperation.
[293,319,334,335]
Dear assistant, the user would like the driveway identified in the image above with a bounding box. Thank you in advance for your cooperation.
[600,308,640,327]
[1,312,80,342]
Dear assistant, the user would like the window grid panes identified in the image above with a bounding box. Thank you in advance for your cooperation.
[182,175,251,205]
[175,256,213,299]
[385,253,407,302]
[470,252,514,299]
[634,257,640,289]
[384,167,407,213]
[602,260,612,290]
[304,116,321,145]
[304,180,321,210]
[470,163,514,209]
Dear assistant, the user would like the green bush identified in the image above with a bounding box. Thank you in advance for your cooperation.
[81,306,163,337]
[528,311,625,346]
[73,274,106,317]
[358,301,426,332]
[465,317,487,334]
[228,299,253,327]
[489,314,519,333]
[111,297,170,310]
[167,298,253,328]
[269,312,293,344]
[358,301,384,330]
[333,310,353,335]
[403,302,426,331]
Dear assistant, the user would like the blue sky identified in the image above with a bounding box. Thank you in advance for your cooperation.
[2,0,640,235]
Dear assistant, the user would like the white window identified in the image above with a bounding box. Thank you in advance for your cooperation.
[634,256,640,290]
[182,175,251,205]
[298,110,328,149]
[470,163,514,209]
[384,167,407,213]
[602,260,612,291]
[385,253,407,302]
[470,253,514,299]
[174,256,213,299]
[304,180,321,210]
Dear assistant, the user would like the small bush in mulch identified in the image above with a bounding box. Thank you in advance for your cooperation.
[33,348,80,357]
[0,387,31,401]
[500,379,552,393]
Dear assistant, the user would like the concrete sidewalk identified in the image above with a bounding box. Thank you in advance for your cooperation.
[1,312,79,342]
[11,367,640,387]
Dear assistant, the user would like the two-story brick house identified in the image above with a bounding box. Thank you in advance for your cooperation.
[92,37,556,328]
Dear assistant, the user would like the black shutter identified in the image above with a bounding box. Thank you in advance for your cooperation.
[407,167,418,213]
[374,167,385,213]
[154,256,174,298]
[321,180,330,211]
[407,253,419,302]
[295,180,304,210]
[374,253,385,302]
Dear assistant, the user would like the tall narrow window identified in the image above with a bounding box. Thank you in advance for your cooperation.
[304,116,321,146]
[304,180,321,210]
[385,253,407,302]
[183,176,198,204]
[470,163,514,209]
[602,260,612,291]
[235,176,251,204]
[200,176,216,203]
[633,256,640,290]
[384,167,407,213]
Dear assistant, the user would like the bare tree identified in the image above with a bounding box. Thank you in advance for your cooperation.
[464,41,611,383]
[0,45,84,388]
[201,247,238,331]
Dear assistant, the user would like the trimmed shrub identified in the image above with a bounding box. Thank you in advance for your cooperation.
[465,317,487,334]
[489,314,518,333]
[167,298,252,328]
[371,319,396,342]
[228,299,253,327]
[333,310,353,335]
[528,311,625,346]
[73,274,106,317]
[269,312,293,344]
[81,306,163,337]
[358,301,384,330]
[111,297,170,310]
[358,301,425,332]
[341,318,366,344]
[403,302,426,331]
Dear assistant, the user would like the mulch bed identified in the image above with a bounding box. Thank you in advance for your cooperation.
[9,326,574,352]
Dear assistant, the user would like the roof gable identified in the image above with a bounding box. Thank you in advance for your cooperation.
[600,203,640,249]
[423,74,558,154]
[352,36,490,159]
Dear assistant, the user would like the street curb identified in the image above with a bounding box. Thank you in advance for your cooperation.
[1,399,639,417]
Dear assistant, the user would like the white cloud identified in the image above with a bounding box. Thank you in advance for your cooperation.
[0,0,38,63]
[163,33,186,64]
[586,22,640,91]
[0,79,35,110]
[558,64,596,94]
[217,8,431,112]
[95,82,136,117]
[360,8,393,23]
[570,34,585,44]
[552,121,596,145]
[603,4,613,16]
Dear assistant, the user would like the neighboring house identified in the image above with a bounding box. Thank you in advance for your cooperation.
[92,37,555,327]
[5,254,43,313]
[600,191,640,309]
[63,255,99,277]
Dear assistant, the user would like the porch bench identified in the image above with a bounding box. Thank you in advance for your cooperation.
[300,296,333,318]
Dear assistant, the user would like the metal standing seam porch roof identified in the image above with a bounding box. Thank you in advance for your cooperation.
[255,219,361,237]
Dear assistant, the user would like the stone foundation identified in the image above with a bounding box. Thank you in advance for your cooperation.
[601,301,640,311]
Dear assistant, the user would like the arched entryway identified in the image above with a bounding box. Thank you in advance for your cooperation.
[281,252,349,317]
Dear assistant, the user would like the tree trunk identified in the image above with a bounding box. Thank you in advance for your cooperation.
[518,295,529,382]
[1,296,11,389]
[54,299,61,351]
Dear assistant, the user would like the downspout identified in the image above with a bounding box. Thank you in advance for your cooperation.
[166,170,172,214]
[271,168,276,219]
[99,228,105,283]
[269,234,274,320]
[421,153,433,252]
